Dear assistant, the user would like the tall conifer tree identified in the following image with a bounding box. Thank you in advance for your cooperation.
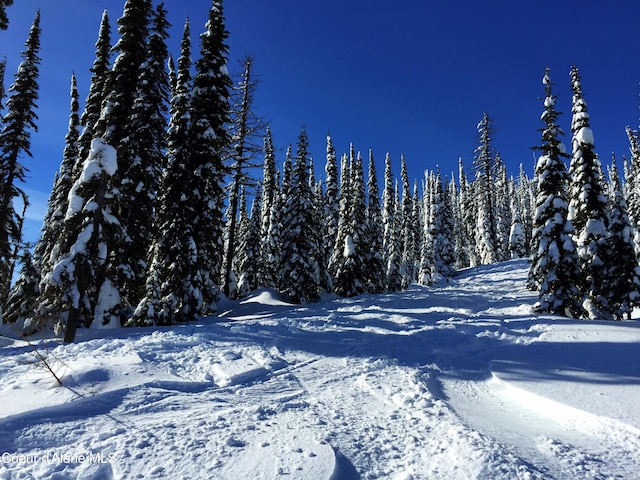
[323,135,340,290]
[256,127,278,288]
[400,155,415,288]
[0,11,41,308]
[130,19,194,326]
[279,129,321,303]
[189,0,233,314]
[77,10,112,168]
[117,2,170,307]
[567,65,611,319]
[6,73,81,325]
[473,113,499,265]
[528,69,583,317]
[36,138,125,341]
[604,157,640,318]
[366,149,385,293]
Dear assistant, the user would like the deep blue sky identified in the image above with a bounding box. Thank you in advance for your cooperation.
[3,0,640,242]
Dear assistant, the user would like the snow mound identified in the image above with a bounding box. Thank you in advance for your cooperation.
[212,350,268,387]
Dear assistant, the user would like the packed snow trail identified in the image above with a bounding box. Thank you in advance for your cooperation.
[0,259,638,479]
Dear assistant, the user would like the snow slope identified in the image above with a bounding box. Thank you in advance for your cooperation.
[0,259,639,479]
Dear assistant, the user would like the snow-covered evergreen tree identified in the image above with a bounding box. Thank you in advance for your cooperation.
[625,126,640,246]
[331,150,368,297]
[434,171,456,278]
[5,73,80,324]
[365,149,386,293]
[41,74,81,273]
[189,0,233,314]
[35,139,124,341]
[567,65,611,319]
[400,155,415,288]
[323,135,340,290]
[604,156,640,319]
[261,170,283,289]
[473,113,499,265]
[382,153,401,290]
[129,19,194,326]
[418,171,436,285]
[387,179,404,291]
[528,69,584,317]
[257,127,277,288]
[77,10,111,168]
[3,247,37,325]
[508,197,528,259]
[236,188,262,298]
[455,159,474,268]
[516,163,534,253]
[279,129,321,303]
[0,11,41,309]
[494,161,512,261]
[411,181,423,275]
[116,2,170,307]
[94,0,151,144]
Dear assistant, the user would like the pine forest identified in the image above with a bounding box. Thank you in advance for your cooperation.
[3,0,640,344]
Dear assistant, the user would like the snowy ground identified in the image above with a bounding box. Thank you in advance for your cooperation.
[0,259,639,479]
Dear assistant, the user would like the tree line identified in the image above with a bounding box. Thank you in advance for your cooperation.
[1,1,639,343]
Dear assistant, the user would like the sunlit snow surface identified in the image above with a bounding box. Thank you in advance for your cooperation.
[0,259,639,479]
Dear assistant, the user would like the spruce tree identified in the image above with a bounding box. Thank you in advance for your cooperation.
[262,170,282,289]
[279,129,321,303]
[35,138,125,341]
[387,179,404,291]
[331,149,367,297]
[473,113,499,264]
[400,155,415,288]
[130,19,194,326]
[323,135,340,290]
[411,180,423,275]
[365,149,385,293]
[328,153,350,285]
[77,10,112,168]
[236,190,261,298]
[94,0,151,144]
[257,127,277,288]
[434,171,456,278]
[117,1,170,307]
[567,65,611,319]
[455,159,472,268]
[5,73,81,325]
[189,0,233,314]
[79,0,152,324]
[382,155,402,291]
[528,69,584,317]
[508,197,528,259]
[3,247,37,324]
[516,163,534,252]
[418,171,436,285]
[625,126,640,246]
[0,0,13,30]
[604,156,640,319]
[494,161,512,261]
[0,11,41,309]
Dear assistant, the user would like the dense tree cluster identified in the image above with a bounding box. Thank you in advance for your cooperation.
[1,1,640,342]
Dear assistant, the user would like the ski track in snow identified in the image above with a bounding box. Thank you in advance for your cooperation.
[0,259,639,479]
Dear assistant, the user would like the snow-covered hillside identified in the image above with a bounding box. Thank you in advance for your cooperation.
[0,259,638,479]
